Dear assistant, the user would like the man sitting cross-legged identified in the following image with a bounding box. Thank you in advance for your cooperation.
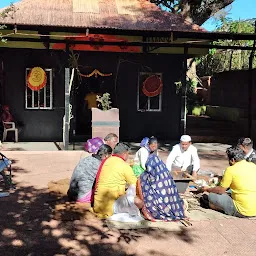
[166,135,200,178]
[201,146,256,218]
[93,142,143,219]
[67,144,113,203]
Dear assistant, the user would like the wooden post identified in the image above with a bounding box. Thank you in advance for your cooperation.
[248,21,256,137]
[180,46,188,135]
[64,68,70,150]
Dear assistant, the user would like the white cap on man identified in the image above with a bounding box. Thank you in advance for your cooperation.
[180,135,192,142]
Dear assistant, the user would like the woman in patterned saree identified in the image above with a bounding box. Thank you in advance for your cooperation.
[137,154,186,221]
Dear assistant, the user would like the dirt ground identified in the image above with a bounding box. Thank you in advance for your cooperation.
[0,150,256,256]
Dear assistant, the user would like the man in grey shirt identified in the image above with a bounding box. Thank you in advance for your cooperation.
[68,144,112,203]
[237,137,256,164]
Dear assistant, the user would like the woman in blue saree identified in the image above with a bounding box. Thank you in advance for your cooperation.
[133,137,158,177]
[137,154,186,221]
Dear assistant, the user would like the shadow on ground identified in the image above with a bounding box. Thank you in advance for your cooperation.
[0,183,196,256]
[198,152,227,161]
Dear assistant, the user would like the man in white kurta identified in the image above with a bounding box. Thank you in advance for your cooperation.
[166,135,200,178]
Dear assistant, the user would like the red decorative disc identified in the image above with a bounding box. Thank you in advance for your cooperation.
[142,75,163,97]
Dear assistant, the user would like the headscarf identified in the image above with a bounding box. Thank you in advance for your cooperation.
[85,137,104,153]
[137,154,185,221]
[140,137,149,148]
[140,137,156,154]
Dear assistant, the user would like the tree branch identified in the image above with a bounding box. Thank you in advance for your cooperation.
[179,0,234,25]
[150,0,234,26]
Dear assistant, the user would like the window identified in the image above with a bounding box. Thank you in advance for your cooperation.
[25,68,53,110]
[137,72,163,112]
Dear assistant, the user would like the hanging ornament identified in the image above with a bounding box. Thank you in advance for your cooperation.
[79,69,112,78]
[142,75,163,97]
[27,67,47,91]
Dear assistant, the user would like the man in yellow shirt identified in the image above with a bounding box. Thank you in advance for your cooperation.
[93,143,143,218]
[201,146,256,217]
[84,92,98,110]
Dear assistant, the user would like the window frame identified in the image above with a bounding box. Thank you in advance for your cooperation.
[25,68,53,110]
[137,72,163,112]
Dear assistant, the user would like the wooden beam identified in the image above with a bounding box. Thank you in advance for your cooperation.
[4,37,256,51]
[2,24,256,41]
[248,21,256,137]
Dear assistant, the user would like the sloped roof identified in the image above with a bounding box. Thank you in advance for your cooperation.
[0,0,205,32]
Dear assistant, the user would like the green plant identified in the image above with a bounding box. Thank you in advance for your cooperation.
[96,93,112,111]
[174,81,182,94]
[0,4,15,44]
[0,25,7,43]
[191,105,206,116]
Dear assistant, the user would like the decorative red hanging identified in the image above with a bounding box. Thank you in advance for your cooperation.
[142,75,163,97]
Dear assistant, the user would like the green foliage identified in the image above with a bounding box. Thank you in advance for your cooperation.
[175,78,205,116]
[197,20,256,76]
[175,78,197,98]
[0,4,15,44]
[96,93,112,111]
[191,105,206,116]
[1,4,14,19]
[175,78,206,116]
[187,78,199,105]
[0,25,7,43]
[209,48,217,55]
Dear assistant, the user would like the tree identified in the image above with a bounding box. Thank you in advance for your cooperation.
[0,4,14,43]
[197,20,256,76]
[150,0,234,25]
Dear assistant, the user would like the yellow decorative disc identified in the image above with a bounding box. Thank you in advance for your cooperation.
[27,67,47,91]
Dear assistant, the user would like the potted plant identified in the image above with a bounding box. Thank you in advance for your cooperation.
[91,93,120,139]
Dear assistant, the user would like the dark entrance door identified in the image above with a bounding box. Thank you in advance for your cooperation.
[75,76,102,137]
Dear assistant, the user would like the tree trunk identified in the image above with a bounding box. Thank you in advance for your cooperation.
[179,0,234,25]
[151,0,234,26]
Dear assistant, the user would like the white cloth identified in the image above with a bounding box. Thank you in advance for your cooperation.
[134,147,150,169]
[108,213,144,222]
[166,144,200,172]
[113,185,140,216]
[134,147,159,169]
[111,185,143,222]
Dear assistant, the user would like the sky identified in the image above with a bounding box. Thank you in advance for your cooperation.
[0,0,255,31]
[0,0,19,8]
[202,0,256,31]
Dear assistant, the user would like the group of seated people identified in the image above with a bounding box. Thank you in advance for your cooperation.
[68,133,256,221]
[201,137,256,218]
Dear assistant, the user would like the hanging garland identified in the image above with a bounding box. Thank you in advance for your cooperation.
[79,69,112,78]
[142,75,163,97]
[27,67,47,91]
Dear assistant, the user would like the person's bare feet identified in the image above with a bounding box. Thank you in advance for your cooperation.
[134,197,144,209]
